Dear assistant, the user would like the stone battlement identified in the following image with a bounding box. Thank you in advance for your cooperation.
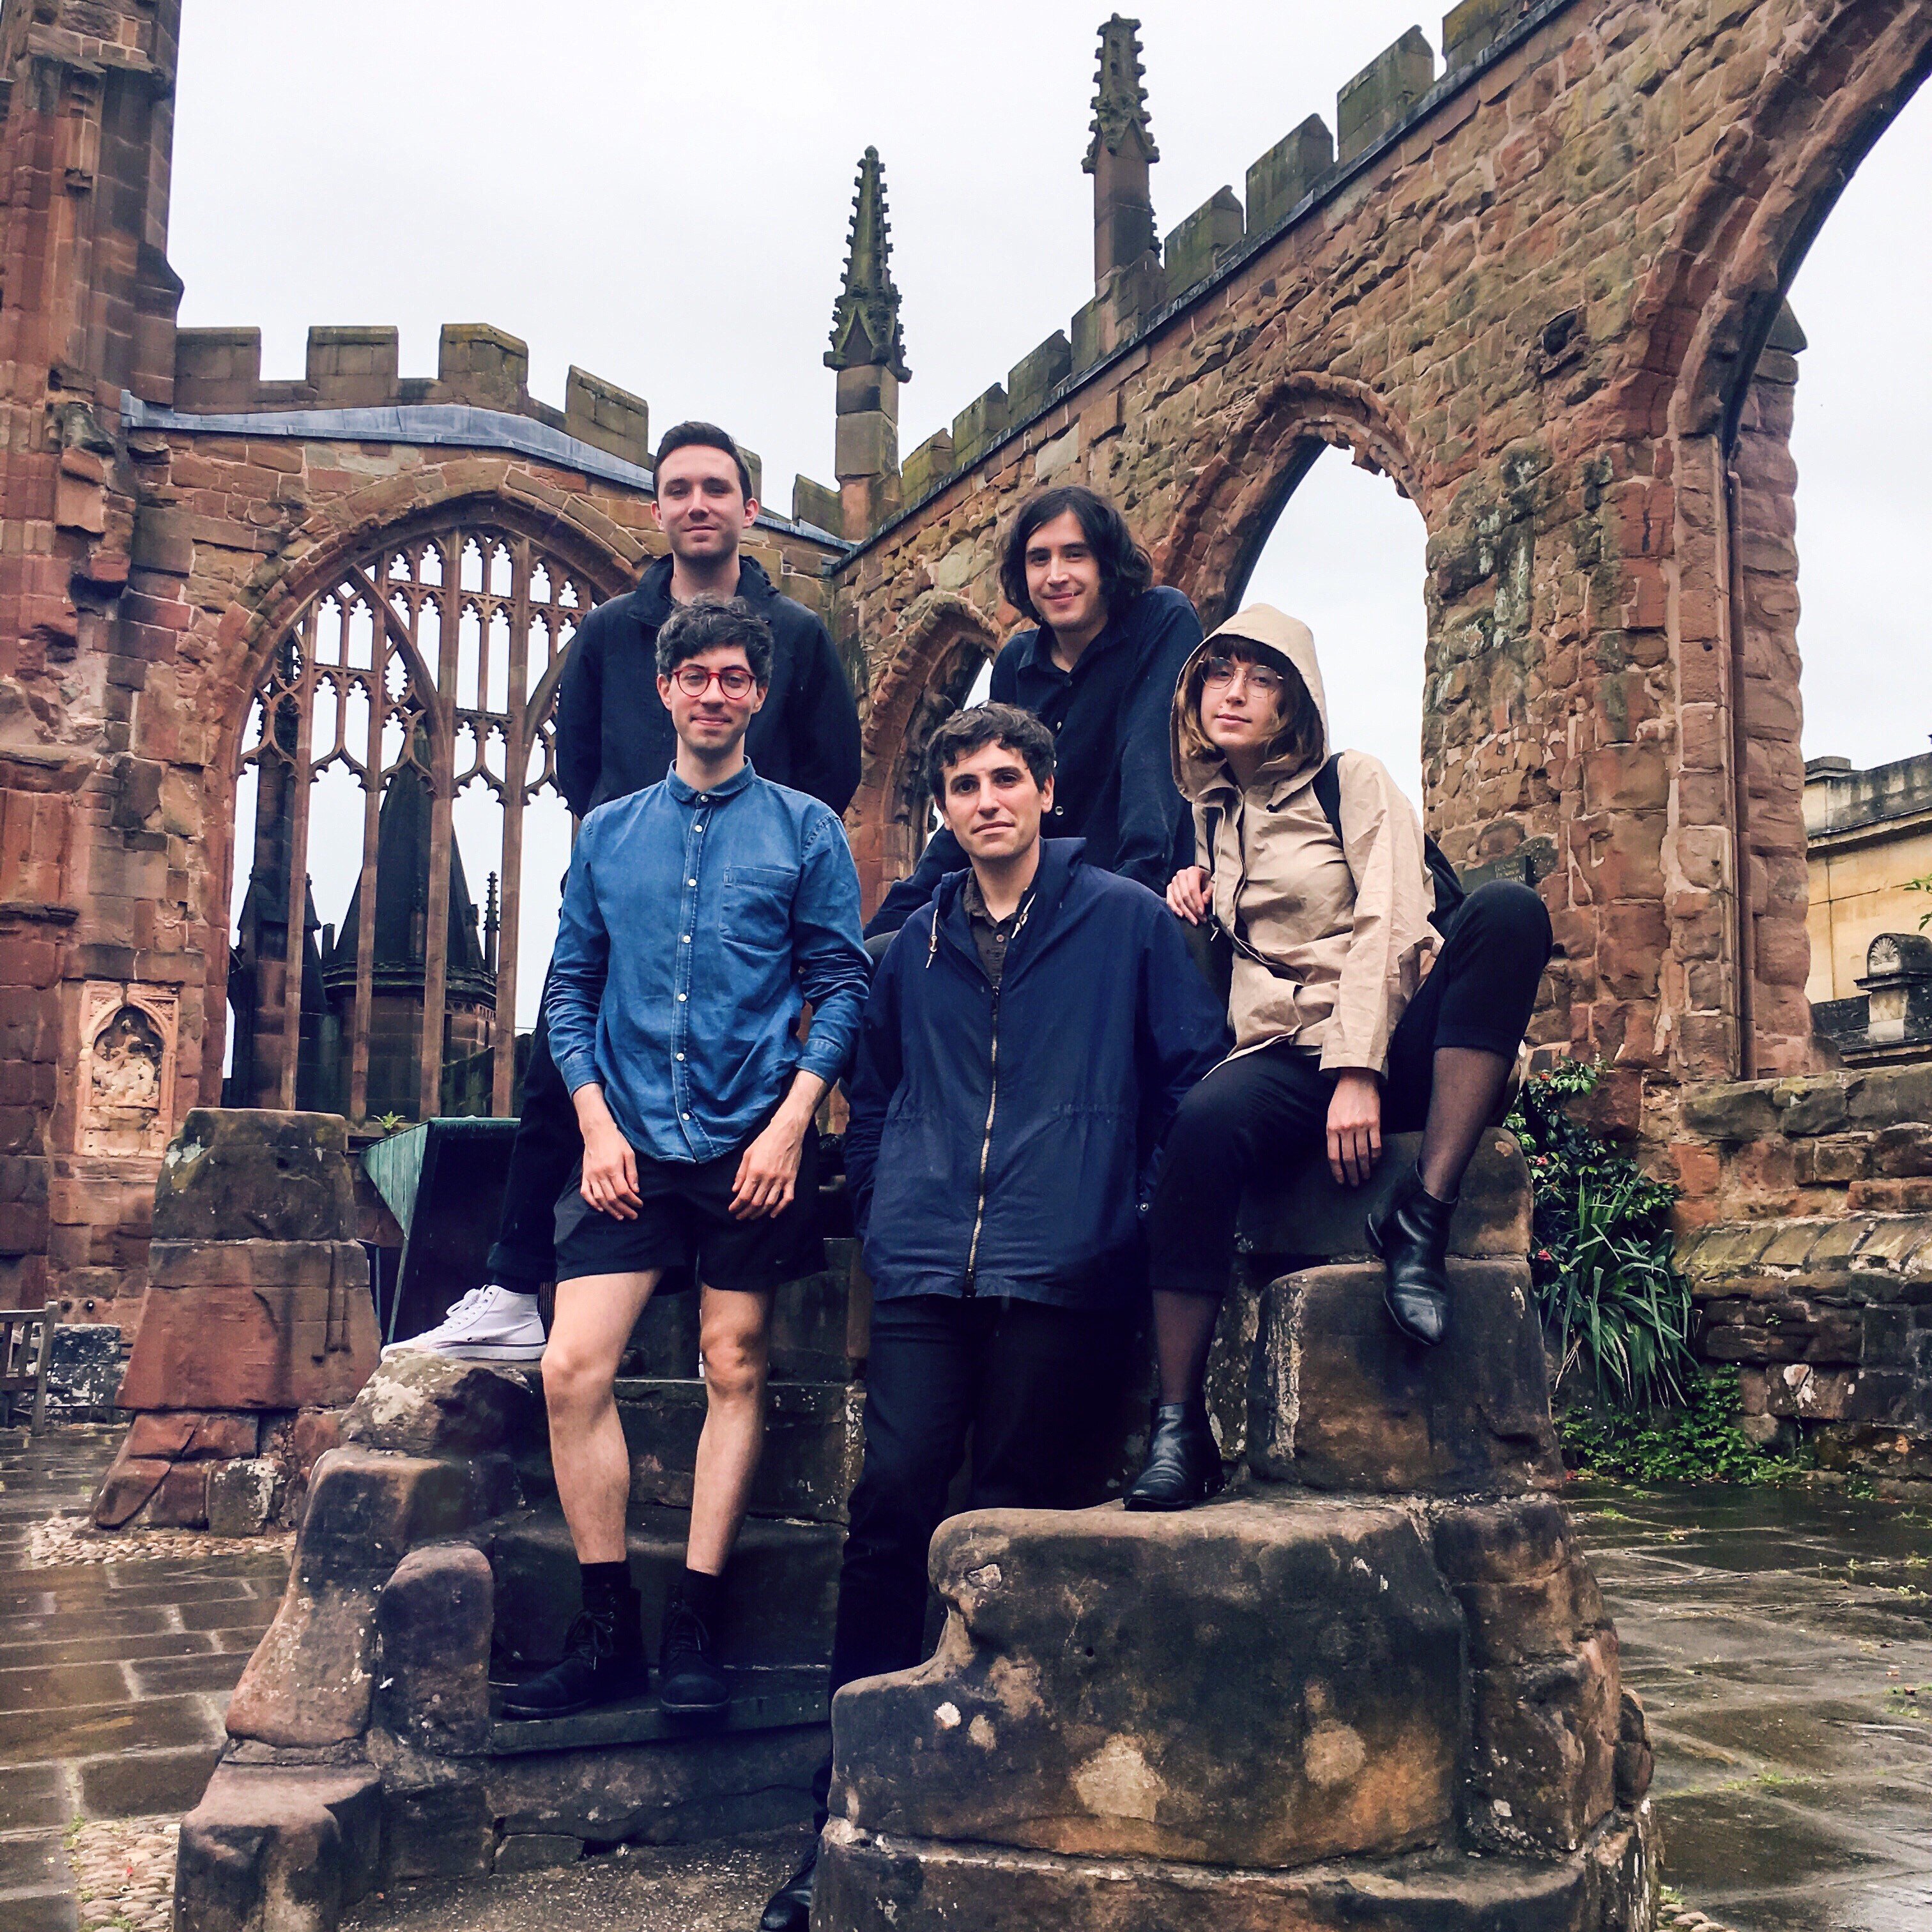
[885,0,1560,521]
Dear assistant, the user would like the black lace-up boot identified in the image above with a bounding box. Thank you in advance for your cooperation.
[1366,1163,1455,1347]
[1124,1401,1225,1512]
[497,1594,648,1719]
[657,1590,730,1717]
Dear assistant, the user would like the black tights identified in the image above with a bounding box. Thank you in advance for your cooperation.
[1144,880,1552,1388]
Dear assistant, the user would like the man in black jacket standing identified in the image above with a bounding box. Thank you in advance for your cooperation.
[866,484,1202,939]
[388,422,861,1363]
[756,702,1227,1931]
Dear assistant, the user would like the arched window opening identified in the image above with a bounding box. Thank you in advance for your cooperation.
[1238,445,1429,820]
[222,521,615,1126]
[1781,82,1932,1055]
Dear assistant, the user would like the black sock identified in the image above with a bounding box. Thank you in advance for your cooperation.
[579,1560,631,1617]
[680,1565,724,1626]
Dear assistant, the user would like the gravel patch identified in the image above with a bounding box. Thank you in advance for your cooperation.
[26,1510,294,1568]
[66,1815,178,1932]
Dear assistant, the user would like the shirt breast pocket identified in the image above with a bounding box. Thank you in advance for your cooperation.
[721,864,795,949]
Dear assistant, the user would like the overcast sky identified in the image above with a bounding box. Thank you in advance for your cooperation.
[178,3,1929,1029]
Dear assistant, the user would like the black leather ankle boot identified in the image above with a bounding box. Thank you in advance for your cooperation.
[1366,1164,1455,1347]
[1124,1402,1225,1512]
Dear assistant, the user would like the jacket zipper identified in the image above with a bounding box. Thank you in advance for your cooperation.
[963,979,1002,1295]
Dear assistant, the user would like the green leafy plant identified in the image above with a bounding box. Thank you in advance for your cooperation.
[372,1111,408,1135]
[1506,1062,1696,1411]
[1558,1368,1790,1483]
[1907,871,1932,931]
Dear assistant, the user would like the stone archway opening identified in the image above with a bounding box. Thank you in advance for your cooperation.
[1236,442,1431,815]
[1774,80,1932,1045]
[221,514,622,1127]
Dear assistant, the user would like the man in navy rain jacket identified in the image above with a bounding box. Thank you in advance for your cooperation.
[756,702,1227,1931]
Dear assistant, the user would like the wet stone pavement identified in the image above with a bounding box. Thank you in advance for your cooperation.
[1570,1482,1932,1932]
[0,1425,284,1932]
[0,1429,1926,1932]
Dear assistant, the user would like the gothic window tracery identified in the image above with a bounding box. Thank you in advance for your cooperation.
[230,521,615,1124]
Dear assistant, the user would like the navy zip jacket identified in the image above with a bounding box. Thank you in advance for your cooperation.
[845,840,1229,1312]
[867,584,1202,936]
[553,552,861,819]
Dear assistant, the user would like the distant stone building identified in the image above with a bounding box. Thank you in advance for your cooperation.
[1805,747,1932,1063]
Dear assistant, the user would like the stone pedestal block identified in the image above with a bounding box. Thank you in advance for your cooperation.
[174,1762,380,1932]
[152,1110,358,1244]
[815,1806,1660,1932]
[1246,1259,1561,1494]
[375,1542,494,1753]
[118,1241,378,1411]
[830,1501,1464,1867]
[1239,1128,1532,1263]
[341,1354,540,1459]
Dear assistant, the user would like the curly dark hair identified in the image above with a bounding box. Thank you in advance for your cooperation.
[998,485,1154,625]
[925,702,1056,801]
[654,595,773,684]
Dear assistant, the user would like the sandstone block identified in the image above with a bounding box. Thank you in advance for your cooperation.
[296,1448,484,1584]
[1429,1497,1605,1666]
[1246,1260,1560,1494]
[613,1379,859,1523]
[152,1110,357,1243]
[206,1457,282,1536]
[830,1501,1463,1867]
[91,1449,170,1528]
[1239,1129,1531,1263]
[148,1459,210,1528]
[484,1722,827,1843]
[225,1577,381,1748]
[341,1355,539,1458]
[119,1243,378,1411]
[174,1761,379,1932]
[1464,1629,1620,1854]
[815,1807,1659,1931]
[375,1542,493,1753]
[379,1773,493,1882]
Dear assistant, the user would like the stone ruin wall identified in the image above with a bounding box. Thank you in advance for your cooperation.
[833,0,1931,1207]
[6,0,1932,1467]
[0,0,843,1325]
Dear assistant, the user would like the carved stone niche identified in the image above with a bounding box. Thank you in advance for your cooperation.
[76,983,178,1158]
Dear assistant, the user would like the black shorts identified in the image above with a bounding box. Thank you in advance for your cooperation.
[551,1123,822,1294]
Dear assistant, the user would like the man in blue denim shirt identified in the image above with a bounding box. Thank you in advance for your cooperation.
[502,597,869,1724]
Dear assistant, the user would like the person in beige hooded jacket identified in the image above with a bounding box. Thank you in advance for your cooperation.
[1124,604,1553,1510]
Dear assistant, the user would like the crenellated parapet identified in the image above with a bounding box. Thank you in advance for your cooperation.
[171,323,656,474]
[889,5,1560,525]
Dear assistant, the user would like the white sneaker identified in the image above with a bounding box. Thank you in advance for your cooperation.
[383,1285,547,1362]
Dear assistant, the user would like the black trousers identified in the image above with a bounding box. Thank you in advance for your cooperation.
[1146,879,1552,1298]
[829,1294,1131,1696]
[485,986,579,1294]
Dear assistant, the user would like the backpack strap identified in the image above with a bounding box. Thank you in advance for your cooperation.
[1310,753,1346,847]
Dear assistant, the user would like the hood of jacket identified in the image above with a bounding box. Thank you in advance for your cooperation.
[1167,603,1437,1074]
[1170,603,1328,808]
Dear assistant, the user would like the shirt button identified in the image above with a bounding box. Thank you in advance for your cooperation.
[676,1052,685,1061]
[687,878,697,887]
[682,1111,691,1120]
[677,993,687,1002]
[682,934,691,942]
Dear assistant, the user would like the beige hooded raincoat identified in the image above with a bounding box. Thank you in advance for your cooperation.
[1171,605,1439,1073]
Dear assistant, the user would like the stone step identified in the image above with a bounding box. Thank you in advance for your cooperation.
[516,1377,861,1525]
[487,1662,826,1754]
[486,1506,841,1671]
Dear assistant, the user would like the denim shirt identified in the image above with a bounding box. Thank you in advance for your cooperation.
[546,762,870,1164]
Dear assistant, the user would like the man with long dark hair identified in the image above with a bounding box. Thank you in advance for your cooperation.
[866,484,1202,937]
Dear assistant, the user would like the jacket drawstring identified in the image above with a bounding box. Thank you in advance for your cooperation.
[926,903,941,969]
